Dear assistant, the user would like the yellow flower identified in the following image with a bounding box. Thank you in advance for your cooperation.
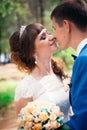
[50,120,60,129]
[16,119,24,127]
[39,112,49,122]
[33,123,42,130]
[24,114,33,122]
[27,107,33,113]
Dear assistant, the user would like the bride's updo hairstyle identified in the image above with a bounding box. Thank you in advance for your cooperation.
[9,23,66,79]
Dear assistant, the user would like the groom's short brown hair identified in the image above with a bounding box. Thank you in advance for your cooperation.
[51,0,87,32]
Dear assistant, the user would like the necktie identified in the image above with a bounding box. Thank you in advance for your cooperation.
[71,54,77,60]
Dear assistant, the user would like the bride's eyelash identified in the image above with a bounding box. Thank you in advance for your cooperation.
[40,33,46,40]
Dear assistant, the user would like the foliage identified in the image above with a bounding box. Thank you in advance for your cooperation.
[0,0,29,53]
[85,0,87,2]
[53,48,76,70]
[0,91,14,107]
[49,0,64,9]
[0,81,17,108]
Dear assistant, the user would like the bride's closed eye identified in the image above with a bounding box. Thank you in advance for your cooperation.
[40,33,46,40]
[40,29,51,40]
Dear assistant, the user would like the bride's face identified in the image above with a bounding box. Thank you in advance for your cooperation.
[34,28,58,58]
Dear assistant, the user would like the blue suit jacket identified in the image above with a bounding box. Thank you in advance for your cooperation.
[66,44,87,130]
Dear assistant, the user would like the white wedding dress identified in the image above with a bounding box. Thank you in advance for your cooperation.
[14,74,70,122]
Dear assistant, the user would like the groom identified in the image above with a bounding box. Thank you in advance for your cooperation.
[51,0,87,130]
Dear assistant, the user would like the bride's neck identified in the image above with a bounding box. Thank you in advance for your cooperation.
[31,59,53,79]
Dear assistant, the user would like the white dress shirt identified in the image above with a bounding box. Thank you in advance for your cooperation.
[77,38,87,56]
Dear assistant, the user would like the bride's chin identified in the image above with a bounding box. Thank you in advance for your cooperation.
[51,50,58,55]
[52,47,59,53]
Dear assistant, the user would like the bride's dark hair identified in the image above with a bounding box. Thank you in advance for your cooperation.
[51,58,67,80]
[9,23,67,80]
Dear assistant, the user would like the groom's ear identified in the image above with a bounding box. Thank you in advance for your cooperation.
[63,20,71,33]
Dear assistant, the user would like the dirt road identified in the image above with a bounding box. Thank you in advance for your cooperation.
[0,63,26,130]
[0,104,17,130]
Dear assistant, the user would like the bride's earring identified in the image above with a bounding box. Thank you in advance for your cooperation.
[35,60,37,64]
[35,55,37,64]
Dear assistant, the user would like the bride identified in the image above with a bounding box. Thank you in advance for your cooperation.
[9,23,70,122]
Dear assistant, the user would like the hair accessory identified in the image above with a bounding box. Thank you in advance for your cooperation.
[20,25,26,38]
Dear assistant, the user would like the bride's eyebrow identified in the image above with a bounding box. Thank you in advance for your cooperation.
[41,32,46,36]
[39,29,47,37]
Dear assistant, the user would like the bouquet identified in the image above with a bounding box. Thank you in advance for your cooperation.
[17,100,64,130]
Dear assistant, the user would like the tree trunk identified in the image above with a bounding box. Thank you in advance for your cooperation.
[27,0,45,24]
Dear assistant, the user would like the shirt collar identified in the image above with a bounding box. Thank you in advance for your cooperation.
[77,38,87,56]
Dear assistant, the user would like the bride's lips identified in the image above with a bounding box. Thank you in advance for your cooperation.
[50,42,56,46]
[50,38,57,46]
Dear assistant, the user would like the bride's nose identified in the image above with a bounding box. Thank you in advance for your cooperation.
[48,35,56,41]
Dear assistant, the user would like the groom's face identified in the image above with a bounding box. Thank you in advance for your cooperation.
[51,17,70,50]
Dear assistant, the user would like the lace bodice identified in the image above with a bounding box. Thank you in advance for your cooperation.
[14,74,70,122]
